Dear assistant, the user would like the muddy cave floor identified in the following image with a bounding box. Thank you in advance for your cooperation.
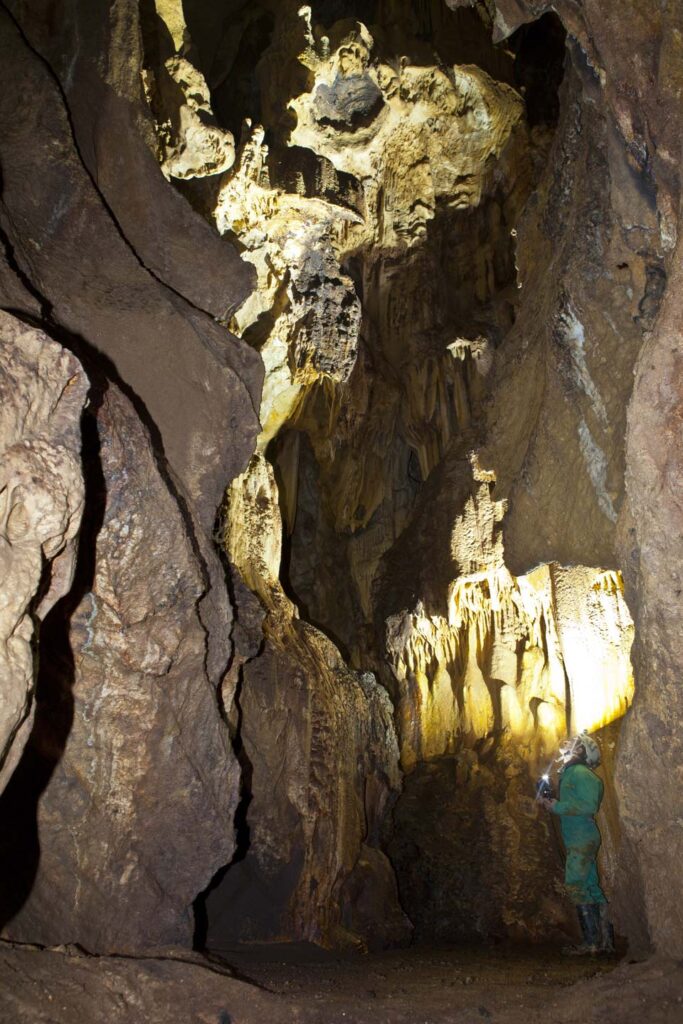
[1,938,682,1024]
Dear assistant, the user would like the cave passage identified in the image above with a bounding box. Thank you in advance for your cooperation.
[137,0,638,953]
[0,0,645,981]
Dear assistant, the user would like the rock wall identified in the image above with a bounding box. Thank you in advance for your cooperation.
[443,0,683,956]
[0,385,239,951]
[0,0,259,951]
[0,313,87,794]
[139,0,677,950]
[205,454,410,949]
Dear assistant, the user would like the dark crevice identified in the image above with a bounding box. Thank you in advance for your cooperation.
[193,598,260,951]
[0,214,52,322]
[0,389,106,931]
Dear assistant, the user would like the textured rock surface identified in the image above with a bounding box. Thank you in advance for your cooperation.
[0,0,261,952]
[0,944,293,1024]
[0,385,239,951]
[440,0,683,957]
[160,0,643,948]
[0,1,262,686]
[0,314,87,793]
[205,454,409,949]
[0,942,682,1024]
[154,2,546,945]
[616,227,683,955]
[379,454,633,940]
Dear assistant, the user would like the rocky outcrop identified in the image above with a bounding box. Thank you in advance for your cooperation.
[0,314,87,794]
[0,384,238,951]
[205,454,409,949]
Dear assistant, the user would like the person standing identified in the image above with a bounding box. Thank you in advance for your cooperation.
[538,733,615,954]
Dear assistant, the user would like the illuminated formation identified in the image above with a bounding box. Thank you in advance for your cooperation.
[386,460,635,771]
[388,562,634,767]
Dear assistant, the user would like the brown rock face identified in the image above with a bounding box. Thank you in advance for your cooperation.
[0,385,238,951]
[0,314,87,794]
[174,0,640,949]
[617,236,683,954]
[0,1,262,684]
[440,0,683,959]
[0,0,259,952]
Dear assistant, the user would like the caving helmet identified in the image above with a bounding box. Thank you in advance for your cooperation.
[558,732,601,768]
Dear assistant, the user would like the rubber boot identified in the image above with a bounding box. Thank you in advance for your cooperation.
[598,903,615,953]
[563,904,600,955]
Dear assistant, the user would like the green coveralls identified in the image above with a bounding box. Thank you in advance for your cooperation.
[551,763,606,905]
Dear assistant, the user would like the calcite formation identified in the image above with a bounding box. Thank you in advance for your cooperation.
[0,314,87,794]
[377,452,634,939]
[387,563,634,773]
[205,453,409,948]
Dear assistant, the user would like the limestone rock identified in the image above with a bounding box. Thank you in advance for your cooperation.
[5,0,252,320]
[0,385,238,952]
[0,314,87,794]
[0,2,262,690]
[205,454,405,948]
[616,223,683,955]
[148,53,237,180]
[0,0,681,964]
[339,844,413,951]
[387,752,566,942]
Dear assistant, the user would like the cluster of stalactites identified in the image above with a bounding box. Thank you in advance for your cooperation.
[386,562,635,772]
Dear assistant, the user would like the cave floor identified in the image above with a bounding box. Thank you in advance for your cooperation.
[1,940,681,1024]
[209,941,680,1024]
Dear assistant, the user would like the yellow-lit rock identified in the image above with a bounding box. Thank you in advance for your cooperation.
[387,562,634,773]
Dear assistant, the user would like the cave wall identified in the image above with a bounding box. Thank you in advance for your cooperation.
[204,453,410,950]
[0,0,259,951]
[0,313,87,793]
[0,383,240,950]
[443,0,683,957]
[174,0,644,947]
